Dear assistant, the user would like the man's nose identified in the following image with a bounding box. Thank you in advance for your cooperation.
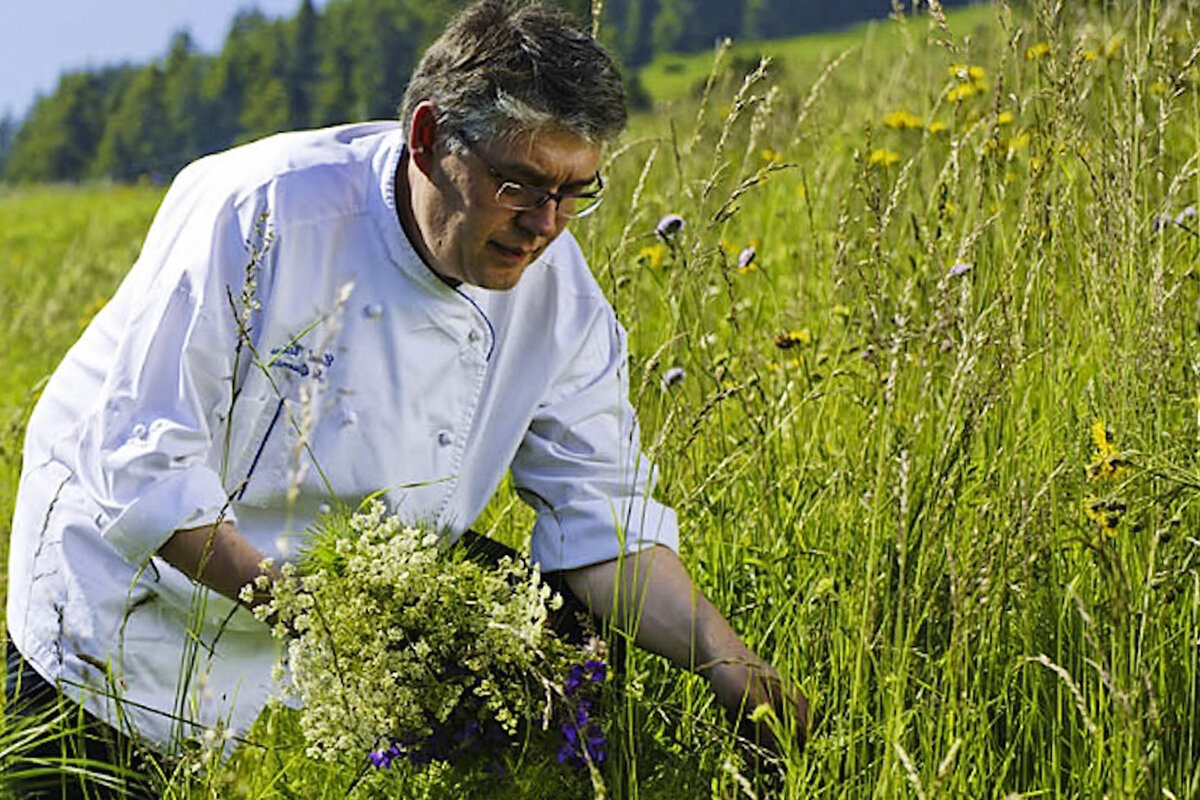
[516,199,561,238]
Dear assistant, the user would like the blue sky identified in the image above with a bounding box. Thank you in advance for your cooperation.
[0,0,330,119]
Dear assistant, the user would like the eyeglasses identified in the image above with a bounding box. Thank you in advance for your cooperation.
[454,131,605,219]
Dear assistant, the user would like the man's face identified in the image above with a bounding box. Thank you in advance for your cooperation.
[415,127,602,291]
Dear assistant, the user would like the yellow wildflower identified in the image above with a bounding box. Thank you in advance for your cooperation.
[928,120,949,135]
[948,64,986,82]
[1083,50,1100,62]
[1104,35,1123,58]
[636,243,665,269]
[1091,419,1114,456]
[774,329,811,349]
[1083,496,1125,534]
[1025,42,1051,60]
[1086,419,1129,481]
[997,110,1014,126]
[760,148,782,163]
[868,148,901,167]
[1007,132,1031,154]
[882,110,924,130]
[946,84,977,103]
[1148,81,1167,96]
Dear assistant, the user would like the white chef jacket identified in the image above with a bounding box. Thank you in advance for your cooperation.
[6,121,677,752]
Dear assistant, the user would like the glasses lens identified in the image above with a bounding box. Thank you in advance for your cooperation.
[496,183,544,211]
[495,184,603,219]
[565,195,602,219]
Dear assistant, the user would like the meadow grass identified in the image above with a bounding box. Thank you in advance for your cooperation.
[3,1,1200,797]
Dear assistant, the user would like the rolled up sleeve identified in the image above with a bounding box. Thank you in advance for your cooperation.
[72,170,257,566]
[514,309,678,572]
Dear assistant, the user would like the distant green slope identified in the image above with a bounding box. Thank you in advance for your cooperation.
[637,3,1001,104]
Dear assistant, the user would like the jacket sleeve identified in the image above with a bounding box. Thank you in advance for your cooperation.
[512,304,678,572]
[72,164,268,567]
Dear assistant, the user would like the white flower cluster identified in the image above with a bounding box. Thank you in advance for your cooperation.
[245,502,572,765]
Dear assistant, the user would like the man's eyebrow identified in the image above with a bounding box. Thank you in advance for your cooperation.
[492,157,597,191]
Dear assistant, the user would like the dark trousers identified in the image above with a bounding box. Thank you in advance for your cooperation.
[3,638,158,799]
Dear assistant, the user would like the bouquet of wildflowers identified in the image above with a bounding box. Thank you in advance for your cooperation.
[244,502,609,779]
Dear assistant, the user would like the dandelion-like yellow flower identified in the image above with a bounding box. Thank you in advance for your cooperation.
[1091,419,1114,456]
[760,148,782,163]
[1007,132,1031,155]
[949,64,987,82]
[928,120,949,135]
[1104,35,1123,58]
[774,329,811,349]
[1083,496,1125,534]
[1083,50,1100,62]
[1026,42,1051,60]
[832,304,850,319]
[868,148,900,167]
[636,243,665,269]
[1148,81,1167,96]
[997,110,1014,126]
[945,84,977,103]
[1086,419,1129,481]
[882,110,924,130]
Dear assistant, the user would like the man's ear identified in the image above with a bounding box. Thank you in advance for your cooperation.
[407,101,439,176]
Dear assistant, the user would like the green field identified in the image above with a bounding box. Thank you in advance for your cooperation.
[3,1,1200,797]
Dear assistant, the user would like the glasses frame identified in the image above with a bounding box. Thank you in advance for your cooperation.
[453,130,605,220]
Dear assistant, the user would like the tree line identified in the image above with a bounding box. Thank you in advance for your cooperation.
[0,0,973,184]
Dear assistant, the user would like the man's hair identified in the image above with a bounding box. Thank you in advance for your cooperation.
[400,0,628,147]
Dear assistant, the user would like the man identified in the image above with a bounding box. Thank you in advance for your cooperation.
[5,0,806,794]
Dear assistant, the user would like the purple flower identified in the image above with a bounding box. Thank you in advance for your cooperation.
[660,367,685,391]
[655,214,685,240]
[564,664,586,696]
[737,246,756,270]
[584,660,606,682]
[946,262,972,277]
[1177,205,1197,224]
[558,711,607,767]
[368,743,402,769]
[574,700,592,727]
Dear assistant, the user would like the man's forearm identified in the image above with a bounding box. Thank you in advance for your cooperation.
[158,521,281,608]
[562,545,761,676]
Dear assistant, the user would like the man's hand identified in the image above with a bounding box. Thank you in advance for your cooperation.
[708,657,809,757]
[562,545,809,757]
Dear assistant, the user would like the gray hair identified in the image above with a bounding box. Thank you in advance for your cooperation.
[400,0,628,148]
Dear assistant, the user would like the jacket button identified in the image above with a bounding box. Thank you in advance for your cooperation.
[437,430,453,447]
